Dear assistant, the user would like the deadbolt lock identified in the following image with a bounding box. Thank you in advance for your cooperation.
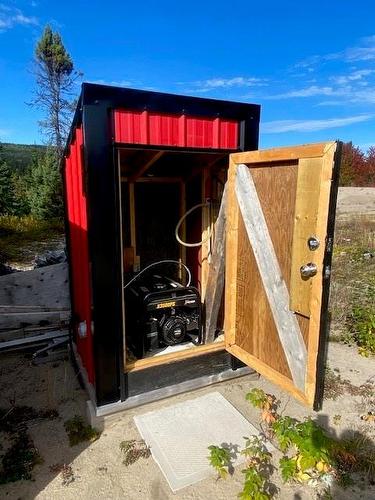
[300,262,318,279]
[307,236,320,251]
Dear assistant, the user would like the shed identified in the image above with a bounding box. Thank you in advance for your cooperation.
[63,83,341,419]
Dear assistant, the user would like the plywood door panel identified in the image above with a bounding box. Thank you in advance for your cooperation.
[224,142,339,407]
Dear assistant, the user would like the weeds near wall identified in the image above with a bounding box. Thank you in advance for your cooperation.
[64,415,100,446]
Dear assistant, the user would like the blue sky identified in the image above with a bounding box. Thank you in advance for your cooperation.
[1,0,375,150]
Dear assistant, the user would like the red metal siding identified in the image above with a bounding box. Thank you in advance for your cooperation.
[114,109,239,149]
[65,127,95,383]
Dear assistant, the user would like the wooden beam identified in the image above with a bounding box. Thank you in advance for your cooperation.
[129,151,164,182]
[289,157,323,317]
[129,183,136,251]
[179,181,187,280]
[121,176,182,183]
[305,142,337,404]
[125,341,225,372]
[224,156,240,348]
[200,167,211,301]
[231,142,335,165]
[235,164,307,391]
[204,183,227,343]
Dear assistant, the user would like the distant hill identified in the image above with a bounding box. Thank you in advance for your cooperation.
[0,143,46,172]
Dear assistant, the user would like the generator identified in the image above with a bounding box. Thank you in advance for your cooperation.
[125,274,202,359]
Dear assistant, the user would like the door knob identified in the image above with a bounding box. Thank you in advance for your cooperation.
[300,262,317,279]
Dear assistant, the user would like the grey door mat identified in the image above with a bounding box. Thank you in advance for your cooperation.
[134,391,271,492]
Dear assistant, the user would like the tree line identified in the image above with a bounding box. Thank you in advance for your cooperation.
[340,142,375,187]
[0,25,374,223]
[0,25,80,220]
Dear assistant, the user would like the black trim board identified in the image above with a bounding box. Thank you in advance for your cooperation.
[313,141,342,410]
[83,100,124,406]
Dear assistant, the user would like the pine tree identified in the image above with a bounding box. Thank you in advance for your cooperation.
[0,160,15,215]
[26,150,63,219]
[31,25,81,157]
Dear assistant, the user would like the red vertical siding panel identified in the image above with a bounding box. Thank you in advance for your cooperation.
[178,115,186,147]
[140,111,148,144]
[65,126,95,383]
[212,118,220,149]
[113,109,239,149]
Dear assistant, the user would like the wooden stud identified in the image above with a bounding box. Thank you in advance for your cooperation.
[121,176,183,183]
[129,151,164,182]
[200,167,211,301]
[126,341,225,372]
[179,180,187,280]
[224,156,239,347]
[204,184,227,343]
[128,183,137,260]
[289,157,323,317]
[230,142,335,165]
[226,344,308,406]
[304,142,337,404]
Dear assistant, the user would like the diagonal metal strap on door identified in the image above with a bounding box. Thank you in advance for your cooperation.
[235,164,307,391]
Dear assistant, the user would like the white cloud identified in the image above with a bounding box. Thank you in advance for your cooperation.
[187,76,267,93]
[0,4,38,31]
[296,35,375,68]
[262,114,374,133]
[330,69,375,85]
[264,85,336,99]
[88,79,133,88]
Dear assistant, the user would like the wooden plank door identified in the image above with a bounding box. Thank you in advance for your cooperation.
[224,142,341,408]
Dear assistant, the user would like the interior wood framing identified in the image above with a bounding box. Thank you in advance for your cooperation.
[117,146,229,372]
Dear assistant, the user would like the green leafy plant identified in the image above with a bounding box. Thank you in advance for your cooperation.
[239,436,274,499]
[208,445,231,479]
[239,466,271,500]
[246,389,278,425]
[272,417,332,483]
[64,415,100,446]
[119,439,151,466]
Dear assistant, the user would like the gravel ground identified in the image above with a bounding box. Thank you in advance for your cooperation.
[0,188,374,499]
[0,342,374,500]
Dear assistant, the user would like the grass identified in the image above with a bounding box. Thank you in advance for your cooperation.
[0,215,64,264]
[330,214,375,354]
[0,405,58,484]
[63,415,100,446]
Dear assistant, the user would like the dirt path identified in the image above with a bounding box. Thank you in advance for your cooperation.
[337,187,375,217]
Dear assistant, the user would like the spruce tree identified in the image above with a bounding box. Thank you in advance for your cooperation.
[27,150,63,219]
[31,25,81,157]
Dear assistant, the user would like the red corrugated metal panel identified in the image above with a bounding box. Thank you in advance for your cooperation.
[65,127,95,383]
[114,109,239,149]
